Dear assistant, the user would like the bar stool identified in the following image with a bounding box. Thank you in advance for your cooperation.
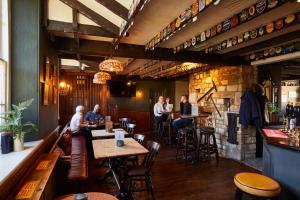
[198,126,219,163]
[234,172,281,200]
[176,126,197,165]
[162,120,173,145]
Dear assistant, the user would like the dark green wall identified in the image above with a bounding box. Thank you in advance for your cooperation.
[108,80,175,112]
[11,0,58,140]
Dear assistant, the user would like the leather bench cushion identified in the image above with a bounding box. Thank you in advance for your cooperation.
[68,136,88,180]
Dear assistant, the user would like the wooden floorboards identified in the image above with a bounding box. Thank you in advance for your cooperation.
[58,139,258,200]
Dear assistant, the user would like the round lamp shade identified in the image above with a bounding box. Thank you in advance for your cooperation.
[99,59,124,72]
[93,72,111,84]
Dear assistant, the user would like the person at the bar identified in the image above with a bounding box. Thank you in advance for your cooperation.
[70,105,88,135]
[172,95,192,134]
[84,104,104,123]
[154,96,168,134]
[164,97,173,111]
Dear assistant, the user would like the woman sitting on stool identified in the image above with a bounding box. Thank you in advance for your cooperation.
[154,96,168,135]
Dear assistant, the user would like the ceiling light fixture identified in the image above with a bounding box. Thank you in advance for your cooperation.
[99,58,124,73]
[93,71,111,84]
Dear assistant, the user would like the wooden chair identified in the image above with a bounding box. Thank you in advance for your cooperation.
[127,134,145,166]
[127,123,136,136]
[127,141,160,199]
[119,118,131,129]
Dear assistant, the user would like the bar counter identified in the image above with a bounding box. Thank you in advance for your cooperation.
[261,126,300,200]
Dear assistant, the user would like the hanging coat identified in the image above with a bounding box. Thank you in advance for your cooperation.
[239,90,263,128]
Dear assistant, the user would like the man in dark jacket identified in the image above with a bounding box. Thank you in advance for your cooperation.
[172,95,192,134]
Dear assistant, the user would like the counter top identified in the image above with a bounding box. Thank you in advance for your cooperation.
[0,140,43,184]
[261,127,300,151]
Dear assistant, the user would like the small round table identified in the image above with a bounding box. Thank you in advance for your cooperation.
[56,192,118,200]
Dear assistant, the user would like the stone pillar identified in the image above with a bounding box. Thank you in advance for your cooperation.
[189,65,257,161]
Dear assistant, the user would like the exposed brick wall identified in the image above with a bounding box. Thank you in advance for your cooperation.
[189,65,257,161]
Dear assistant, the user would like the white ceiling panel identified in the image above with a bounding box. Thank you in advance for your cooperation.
[78,13,99,26]
[48,0,73,23]
[77,0,124,27]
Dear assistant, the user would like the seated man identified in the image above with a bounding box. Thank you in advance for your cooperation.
[172,95,192,134]
[154,96,168,135]
[84,104,104,123]
[70,105,88,135]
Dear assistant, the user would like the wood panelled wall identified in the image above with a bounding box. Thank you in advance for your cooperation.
[59,73,152,132]
[59,73,110,125]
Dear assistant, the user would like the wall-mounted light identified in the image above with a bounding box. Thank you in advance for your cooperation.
[136,90,142,98]
[59,81,66,88]
[59,81,70,95]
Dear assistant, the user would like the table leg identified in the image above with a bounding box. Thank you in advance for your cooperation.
[109,159,133,200]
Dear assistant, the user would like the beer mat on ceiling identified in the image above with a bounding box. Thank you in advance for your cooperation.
[262,129,288,139]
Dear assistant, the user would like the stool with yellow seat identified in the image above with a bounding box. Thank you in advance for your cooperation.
[234,172,281,200]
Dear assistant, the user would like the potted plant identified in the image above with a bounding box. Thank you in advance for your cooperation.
[267,102,280,123]
[0,99,37,151]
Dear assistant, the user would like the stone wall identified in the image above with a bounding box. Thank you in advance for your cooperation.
[189,65,257,161]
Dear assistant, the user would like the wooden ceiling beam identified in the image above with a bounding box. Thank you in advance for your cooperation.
[224,30,300,58]
[95,0,128,21]
[47,20,117,38]
[58,53,105,61]
[54,37,244,65]
[59,0,119,35]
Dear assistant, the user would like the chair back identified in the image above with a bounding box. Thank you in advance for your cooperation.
[143,141,160,172]
[119,117,130,128]
[127,123,136,136]
[133,134,145,144]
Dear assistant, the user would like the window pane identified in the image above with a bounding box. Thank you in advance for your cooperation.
[0,59,6,105]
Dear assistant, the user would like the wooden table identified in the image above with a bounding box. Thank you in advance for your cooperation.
[93,138,149,199]
[93,138,149,159]
[56,192,118,200]
[91,128,128,139]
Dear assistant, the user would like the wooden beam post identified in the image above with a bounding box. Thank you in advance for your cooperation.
[95,0,128,21]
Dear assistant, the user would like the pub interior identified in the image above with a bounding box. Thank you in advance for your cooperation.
[1,0,300,200]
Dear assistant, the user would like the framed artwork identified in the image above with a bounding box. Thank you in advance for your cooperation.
[42,83,49,106]
[53,87,58,104]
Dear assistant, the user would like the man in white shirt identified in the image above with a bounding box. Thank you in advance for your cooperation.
[70,105,87,135]
[154,96,168,135]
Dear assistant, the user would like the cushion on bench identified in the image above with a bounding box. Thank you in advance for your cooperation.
[68,136,88,180]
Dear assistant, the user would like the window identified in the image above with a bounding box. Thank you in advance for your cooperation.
[0,59,7,124]
[0,0,9,124]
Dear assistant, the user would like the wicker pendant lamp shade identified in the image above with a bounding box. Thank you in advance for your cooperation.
[93,71,111,84]
[99,59,124,72]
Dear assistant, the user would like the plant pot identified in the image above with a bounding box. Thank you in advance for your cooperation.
[1,132,13,154]
[14,135,24,152]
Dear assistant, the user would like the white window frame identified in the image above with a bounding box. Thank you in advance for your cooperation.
[0,0,10,124]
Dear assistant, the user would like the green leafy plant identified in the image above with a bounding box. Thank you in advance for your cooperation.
[267,102,280,114]
[0,99,37,139]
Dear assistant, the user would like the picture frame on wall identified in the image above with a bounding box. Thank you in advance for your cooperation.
[42,83,49,106]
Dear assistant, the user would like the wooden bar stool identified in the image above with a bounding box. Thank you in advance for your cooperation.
[234,172,281,200]
[198,126,219,163]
